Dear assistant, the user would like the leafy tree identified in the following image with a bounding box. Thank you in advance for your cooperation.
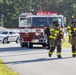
[0,0,76,28]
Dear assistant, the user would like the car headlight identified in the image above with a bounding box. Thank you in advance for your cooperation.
[0,36,4,38]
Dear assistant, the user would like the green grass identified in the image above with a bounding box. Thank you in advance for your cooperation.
[0,59,19,75]
[62,36,71,48]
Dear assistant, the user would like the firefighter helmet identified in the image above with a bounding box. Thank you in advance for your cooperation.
[72,14,76,19]
[53,21,59,27]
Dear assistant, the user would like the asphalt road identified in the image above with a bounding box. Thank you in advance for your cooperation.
[0,42,76,75]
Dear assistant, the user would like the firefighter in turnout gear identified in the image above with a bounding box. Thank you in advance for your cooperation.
[48,21,63,58]
[67,17,76,57]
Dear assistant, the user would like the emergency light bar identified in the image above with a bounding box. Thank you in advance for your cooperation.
[37,12,57,15]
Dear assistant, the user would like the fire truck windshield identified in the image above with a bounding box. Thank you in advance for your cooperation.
[48,17,63,26]
[32,17,48,26]
[32,17,63,26]
[19,16,64,27]
[19,18,27,27]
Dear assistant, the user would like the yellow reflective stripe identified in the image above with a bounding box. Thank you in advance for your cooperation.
[49,36,56,39]
[50,28,54,31]
[72,52,75,55]
[57,53,61,56]
[49,36,54,38]
[49,36,52,38]
[55,31,59,33]
[75,52,76,55]
[69,30,72,33]
[67,26,71,29]
[52,37,56,39]
[49,51,52,54]
[54,34,57,36]
[69,34,72,36]
[74,28,76,30]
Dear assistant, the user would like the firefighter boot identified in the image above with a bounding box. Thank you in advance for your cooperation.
[57,45,62,58]
[48,47,55,57]
[49,53,51,57]
[48,52,52,57]
[57,55,62,58]
[72,54,76,57]
[72,46,76,57]
[48,51,52,57]
[72,52,76,57]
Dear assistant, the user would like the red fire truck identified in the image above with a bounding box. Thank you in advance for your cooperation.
[19,12,65,48]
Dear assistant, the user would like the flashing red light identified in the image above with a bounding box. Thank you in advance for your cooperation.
[37,11,57,15]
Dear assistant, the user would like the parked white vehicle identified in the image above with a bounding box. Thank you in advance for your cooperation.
[0,30,20,44]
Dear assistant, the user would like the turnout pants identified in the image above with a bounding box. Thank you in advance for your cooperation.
[72,45,76,57]
[49,39,62,57]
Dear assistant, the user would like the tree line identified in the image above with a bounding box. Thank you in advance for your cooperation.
[0,0,76,28]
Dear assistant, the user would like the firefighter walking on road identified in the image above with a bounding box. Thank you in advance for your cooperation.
[48,21,63,58]
[67,14,76,57]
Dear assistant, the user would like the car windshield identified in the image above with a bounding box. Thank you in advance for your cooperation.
[2,31,8,34]
[0,31,2,34]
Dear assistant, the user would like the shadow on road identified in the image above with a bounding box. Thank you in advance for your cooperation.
[0,47,28,52]
[0,50,47,57]
[0,46,47,52]
[3,57,72,65]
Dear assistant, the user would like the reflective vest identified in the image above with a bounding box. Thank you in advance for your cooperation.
[49,27,63,40]
[67,25,76,36]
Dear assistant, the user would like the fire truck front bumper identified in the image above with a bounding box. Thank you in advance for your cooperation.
[30,39,46,44]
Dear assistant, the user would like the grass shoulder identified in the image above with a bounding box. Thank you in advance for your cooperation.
[62,36,71,48]
[0,59,19,75]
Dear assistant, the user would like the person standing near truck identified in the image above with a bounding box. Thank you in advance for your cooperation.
[48,21,63,58]
[67,15,76,57]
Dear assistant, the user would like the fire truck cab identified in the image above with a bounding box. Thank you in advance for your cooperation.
[19,12,64,48]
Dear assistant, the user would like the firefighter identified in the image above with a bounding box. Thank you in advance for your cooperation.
[44,25,50,49]
[70,14,76,25]
[67,17,76,57]
[72,14,76,20]
[48,21,63,58]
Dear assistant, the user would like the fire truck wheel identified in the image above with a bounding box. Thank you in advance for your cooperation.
[25,43,28,47]
[28,43,33,48]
